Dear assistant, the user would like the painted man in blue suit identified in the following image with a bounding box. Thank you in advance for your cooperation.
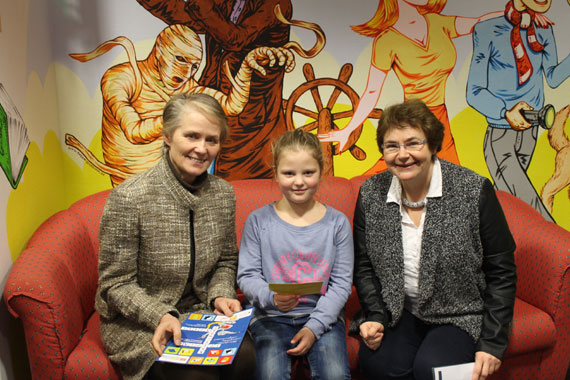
[467,0,570,222]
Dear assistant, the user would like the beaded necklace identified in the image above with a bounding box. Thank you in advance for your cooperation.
[401,197,427,208]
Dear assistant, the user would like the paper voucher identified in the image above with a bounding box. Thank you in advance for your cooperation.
[269,281,323,295]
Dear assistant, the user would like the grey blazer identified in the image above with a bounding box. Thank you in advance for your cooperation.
[96,156,238,380]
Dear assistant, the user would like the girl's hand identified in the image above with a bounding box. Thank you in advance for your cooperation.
[274,294,300,312]
[152,313,181,356]
[287,327,316,356]
[359,321,384,351]
[213,297,242,317]
[472,351,501,380]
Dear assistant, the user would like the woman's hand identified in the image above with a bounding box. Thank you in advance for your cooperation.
[152,313,181,356]
[359,321,384,351]
[213,297,242,317]
[274,294,300,312]
[472,351,502,380]
[287,327,316,356]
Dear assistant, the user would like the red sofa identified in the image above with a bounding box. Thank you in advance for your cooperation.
[4,176,570,379]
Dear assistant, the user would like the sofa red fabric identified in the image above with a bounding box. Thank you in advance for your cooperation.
[4,177,570,380]
[490,191,570,380]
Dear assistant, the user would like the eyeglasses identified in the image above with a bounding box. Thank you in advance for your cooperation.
[381,140,427,154]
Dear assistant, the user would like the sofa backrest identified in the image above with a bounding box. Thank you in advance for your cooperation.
[23,177,356,323]
[26,176,569,322]
[66,190,111,313]
[232,176,358,247]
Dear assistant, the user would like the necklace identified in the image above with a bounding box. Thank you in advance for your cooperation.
[401,197,427,208]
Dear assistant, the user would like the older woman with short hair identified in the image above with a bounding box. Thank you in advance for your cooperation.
[96,93,255,380]
[354,99,516,380]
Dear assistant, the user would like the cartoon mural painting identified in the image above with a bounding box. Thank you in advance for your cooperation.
[6,3,570,379]
[282,61,379,176]
[541,105,570,213]
[0,83,29,189]
[65,24,295,186]
[136,0,325,181]
[466,0,570,222]
[319,0,502,174]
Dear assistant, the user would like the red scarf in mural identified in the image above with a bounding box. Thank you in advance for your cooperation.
[505,1,545,86]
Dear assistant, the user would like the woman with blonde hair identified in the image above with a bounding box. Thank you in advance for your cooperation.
[97,93,256,380]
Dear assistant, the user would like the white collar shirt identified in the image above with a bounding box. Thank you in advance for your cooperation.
[386,158,443,317]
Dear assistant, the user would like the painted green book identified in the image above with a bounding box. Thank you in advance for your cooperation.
[0,83,29,189]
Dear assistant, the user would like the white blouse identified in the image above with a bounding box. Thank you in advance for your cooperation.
[386,158,442,317]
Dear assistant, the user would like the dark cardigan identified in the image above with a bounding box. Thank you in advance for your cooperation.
[354,160,517,359]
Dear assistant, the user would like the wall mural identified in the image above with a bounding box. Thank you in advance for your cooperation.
[543,105,570,215]
[64,0,569,223]
[5,0,570,259]
[3,2,570,378]
[0,83,29,189]
[65,22,298,186]
[64,0,327,185]
[63,0,570,221]
[319,0,497,172]
[466,0,570,223]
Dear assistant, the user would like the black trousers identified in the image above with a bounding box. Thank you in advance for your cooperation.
[359,310,475,380]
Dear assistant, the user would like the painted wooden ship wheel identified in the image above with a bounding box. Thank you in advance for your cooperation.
[284,62,382,176]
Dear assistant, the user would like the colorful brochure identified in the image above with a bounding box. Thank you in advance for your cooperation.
[157,308,254,366]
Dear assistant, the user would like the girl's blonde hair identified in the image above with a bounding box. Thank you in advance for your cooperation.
[351,0,447,38]
[272,129,324,173]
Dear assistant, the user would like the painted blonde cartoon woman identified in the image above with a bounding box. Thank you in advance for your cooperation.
[320,0,503,173]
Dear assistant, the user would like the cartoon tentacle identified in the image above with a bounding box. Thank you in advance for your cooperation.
[69,36,143,102]
[274,4,326,58]
[65,133,127,178]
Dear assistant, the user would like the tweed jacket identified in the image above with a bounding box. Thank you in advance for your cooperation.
[95,156,238,380]
[354,160,516,359]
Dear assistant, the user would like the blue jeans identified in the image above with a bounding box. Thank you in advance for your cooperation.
[249,315,350,380]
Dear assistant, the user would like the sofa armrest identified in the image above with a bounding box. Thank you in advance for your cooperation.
[3,209,99,379]
[496,191,570,318]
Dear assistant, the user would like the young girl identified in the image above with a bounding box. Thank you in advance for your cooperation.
[237,129,354,380]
